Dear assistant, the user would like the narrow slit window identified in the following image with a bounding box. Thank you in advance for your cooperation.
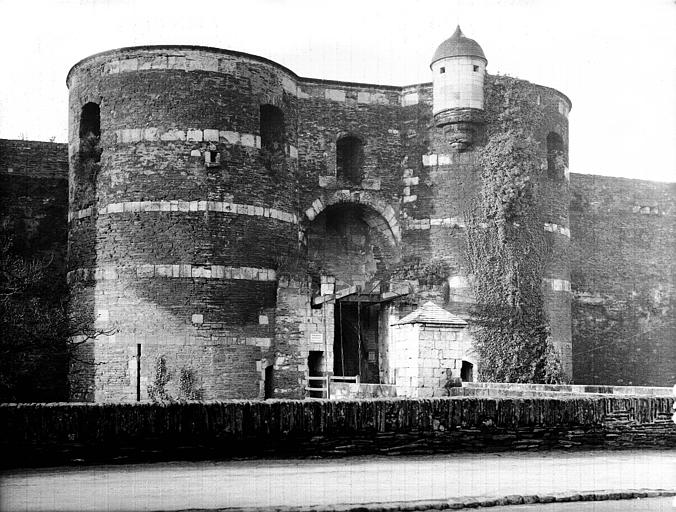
[79,102,101,162]
[440,67,445,74]
[546,132,565,176]
[473,65,479,72]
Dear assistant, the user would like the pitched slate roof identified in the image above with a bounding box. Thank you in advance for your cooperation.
[393,302,468,326]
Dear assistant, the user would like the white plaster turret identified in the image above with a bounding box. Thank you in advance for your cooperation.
[431,26,487,150]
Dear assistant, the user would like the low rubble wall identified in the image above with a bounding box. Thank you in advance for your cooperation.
[1,396,673,467]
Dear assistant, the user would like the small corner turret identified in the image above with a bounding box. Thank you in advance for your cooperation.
[431,26,487,151]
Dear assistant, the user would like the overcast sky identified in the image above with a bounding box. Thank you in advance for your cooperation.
[1,0,674,182]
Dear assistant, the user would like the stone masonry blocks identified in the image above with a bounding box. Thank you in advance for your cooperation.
[52,40,662,402]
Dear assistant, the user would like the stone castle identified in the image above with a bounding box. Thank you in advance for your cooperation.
[1,28,673,401]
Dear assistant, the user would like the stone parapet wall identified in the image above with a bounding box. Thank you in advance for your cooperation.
[0,396,673,468]
[0,139,69,179]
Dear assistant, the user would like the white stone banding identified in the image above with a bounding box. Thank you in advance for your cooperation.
[96,55,397,105]
[544,222,571,238]
[112,127,299,158]
[422,154,456,167]
[404,218,570,237]
[70,206,95,221]
[68,201,298,224]
[544,278,571,292]
[404,217,466,230]
[447,275,469,288]
[558,100,570,118]
[67,265,277,283]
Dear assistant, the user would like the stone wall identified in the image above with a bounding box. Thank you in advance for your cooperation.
[0,139,68,265]
[390,324,473,396]
[569,174,675,386]
[1,396,673,468]
[0,139,69,401]
[297,77,404,298]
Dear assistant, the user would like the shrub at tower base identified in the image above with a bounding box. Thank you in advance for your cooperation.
[0,226,67,402]
[465,75,566,383]
[0,223,112,402]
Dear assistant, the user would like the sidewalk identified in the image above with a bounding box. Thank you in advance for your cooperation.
[1,449,674,511]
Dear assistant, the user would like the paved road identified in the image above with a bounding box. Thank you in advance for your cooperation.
[1,450,674,512]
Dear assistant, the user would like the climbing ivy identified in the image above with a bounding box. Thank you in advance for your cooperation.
[465,75,566,383]
[393,256,450,287]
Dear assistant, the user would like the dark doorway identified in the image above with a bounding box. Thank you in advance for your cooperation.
[308,351,325,398]
[334,300,379,383]
[264,365,274,399]
[461,360,473,382]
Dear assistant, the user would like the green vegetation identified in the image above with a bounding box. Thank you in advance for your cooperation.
[147,355,204,402]
[0,222,114,401]
[465,75,566,383]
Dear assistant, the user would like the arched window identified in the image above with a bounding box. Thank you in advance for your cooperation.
[259,105,285,154]
[79,102,101,162]
[546,132,564,176]
[336,135,364,184]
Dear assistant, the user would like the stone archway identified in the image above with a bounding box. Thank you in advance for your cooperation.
[303,190,401,247]
[303,194,402,385]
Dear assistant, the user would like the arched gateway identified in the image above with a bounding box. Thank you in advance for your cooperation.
[304,195,405,387]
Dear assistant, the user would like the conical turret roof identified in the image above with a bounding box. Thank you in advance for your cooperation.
[431,26,487,66]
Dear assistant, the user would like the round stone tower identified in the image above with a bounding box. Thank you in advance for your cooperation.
[419,28,573,379]
[534,88,573,378]
[66,46,302,401]
[430,26,487,150]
